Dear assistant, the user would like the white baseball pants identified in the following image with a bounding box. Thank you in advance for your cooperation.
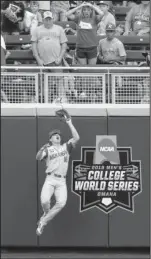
[40,174,67,225]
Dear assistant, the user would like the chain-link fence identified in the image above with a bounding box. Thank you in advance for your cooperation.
[1,72,38,103]
[1,67,150,104]
[44,73,106,104]
[111,73,150,104]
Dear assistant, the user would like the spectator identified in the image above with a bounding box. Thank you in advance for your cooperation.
[115,24,125,35]
[124,0,150,36]
[1,89,9,103]
[23,1,42,34]
[97,23,126,65]
[50,1,70,21]
[97,1,116,35]
[66,2,104,65]
[127,0,139,8]
[1,34,10,66]
[1,0,25,35]
[31,11,67,66]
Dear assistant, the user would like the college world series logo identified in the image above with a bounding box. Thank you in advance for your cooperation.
[72,136,142,213]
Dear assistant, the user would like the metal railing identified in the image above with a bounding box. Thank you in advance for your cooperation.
[1,66,150,104]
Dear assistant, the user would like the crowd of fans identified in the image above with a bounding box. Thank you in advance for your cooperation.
[1,1,150,104]
[1,0,150,65]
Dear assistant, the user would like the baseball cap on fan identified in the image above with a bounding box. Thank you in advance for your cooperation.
[43,11,53,19]
[106,23,116,31]
[99,1,110,6]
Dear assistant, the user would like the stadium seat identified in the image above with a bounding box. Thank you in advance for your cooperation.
[4,35,150,47]
[114,6,130,21]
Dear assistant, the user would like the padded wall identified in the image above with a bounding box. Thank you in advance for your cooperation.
[1,117,37,246]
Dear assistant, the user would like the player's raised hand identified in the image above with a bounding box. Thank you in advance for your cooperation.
[55,108,71,123]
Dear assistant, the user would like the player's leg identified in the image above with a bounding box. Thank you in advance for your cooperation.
[41,180,67,225]
[40,178,54,214]
[36,178,55,235]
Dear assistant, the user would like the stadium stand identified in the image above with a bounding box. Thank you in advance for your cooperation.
[1,1,150,105]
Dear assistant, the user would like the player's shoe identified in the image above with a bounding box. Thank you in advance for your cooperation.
[36,221,46,236]
[37,212,46,225]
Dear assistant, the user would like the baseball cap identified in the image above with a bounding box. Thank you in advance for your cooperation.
[49,129,62,139]
[106,23,116,31]
[43,11,53,19]
[99,1,110,6]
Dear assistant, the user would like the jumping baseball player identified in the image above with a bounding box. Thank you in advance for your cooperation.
[36,109,80,236]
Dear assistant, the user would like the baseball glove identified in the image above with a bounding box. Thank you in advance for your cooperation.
[55,108,71,122]
[4,7,18,23]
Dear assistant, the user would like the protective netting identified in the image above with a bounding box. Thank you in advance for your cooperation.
[44,73,106,104]
[112,74,150,104]
[1,72,38,103]
[1,68,150,104]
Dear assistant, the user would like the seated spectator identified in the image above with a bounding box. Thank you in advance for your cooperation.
[31,11,67,66]
[50,1,70,21]
[66,2,104,65]
[1,89,9,103]
[97,23,126,65]
[23,1,42,34]
[124,1,150,36]
[97,1,116,35]
[1,0,25,35]
[115,24,125,35]
[1,34,10,66]
[139,51,150,66]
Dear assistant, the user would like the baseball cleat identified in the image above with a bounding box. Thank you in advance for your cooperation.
[36,221,46,236]
[37,213,46,225]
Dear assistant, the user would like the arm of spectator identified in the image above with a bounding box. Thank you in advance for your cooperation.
[56,42,67,65]
[89,3,104,19]
[31,29,44,66]
[124,7,134,35]
[137,27,150,36]
[66,2,86,20]
[97,40,105,62]
[1,90,9,103]
[56,28,68,65]
[37,12,43,25]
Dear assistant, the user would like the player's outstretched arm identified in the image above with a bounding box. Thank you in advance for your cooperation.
[36,144,49,161]
[55,108,80,146]
[66,118,80,146]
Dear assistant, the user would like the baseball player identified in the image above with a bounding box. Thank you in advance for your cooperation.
[36,109,80,236]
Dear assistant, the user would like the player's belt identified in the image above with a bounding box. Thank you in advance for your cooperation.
[47,173,66,178]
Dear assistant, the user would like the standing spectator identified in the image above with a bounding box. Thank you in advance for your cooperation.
[23,1,42,34]
[97,1,116,35]
[97,23,126,65]
[31,11,67,66]
[124,0,150,36]
[1,0,25,35]
[50,1,70,21]
[31,11,68,102]
[66,2,104,65]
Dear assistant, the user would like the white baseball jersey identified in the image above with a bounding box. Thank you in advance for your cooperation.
[41,140,74,177]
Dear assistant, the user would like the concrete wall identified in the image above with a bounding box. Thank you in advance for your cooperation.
[1,105,150,248]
